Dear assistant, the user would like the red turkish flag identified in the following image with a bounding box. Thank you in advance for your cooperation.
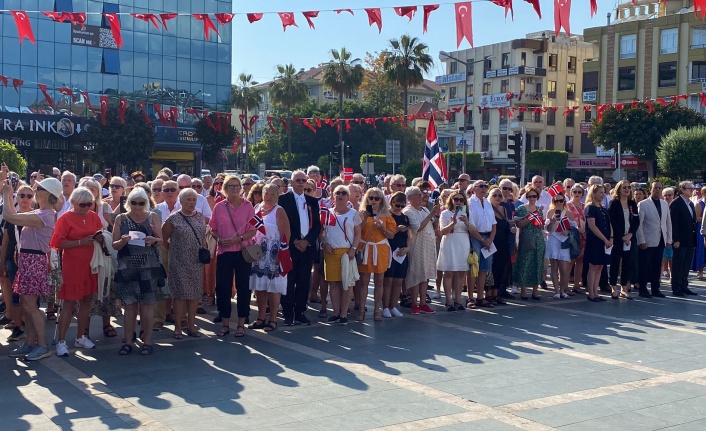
[0,76,7,88]
[118,98,128,124]
[103,13,123,48]
[131,13,160,29]
[490,0,514,19]
[99,95,109,125]
[11,11,35,45]
[215,112,223,132]
[225,113,232,132]
[364,8,383,33]
[590,0,598,17]
[57,87,76,101]
[423,5,439,33]
[554,0,571,36]
[267,116,278,134]
[68,13,87,29]
[335,9,354,15]
[204,112,216,130]
[80,91,96,116]
[302,119,317,133]
[159,13,178,31]
[153,103,167,126]
[394,6,417,21]
[169,107,179,128]
[193,14,219,41]
[137,102,151,124]
[455,3,473,48]
[43,12,69,22]
[37,84,56,110]
[696,0,706,19]
[247,13,263,23]
[524,0,542,18]
[279,117,290,132]
[278,13,297,31]
[214,13,235,25]
[249,115,259,130]
[302,11,319,29]
[12,78,23,92]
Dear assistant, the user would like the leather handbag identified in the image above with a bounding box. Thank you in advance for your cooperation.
[180,212,211,264]
[242,243,264,264]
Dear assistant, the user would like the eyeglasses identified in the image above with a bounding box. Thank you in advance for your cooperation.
[453,197,465,202]
[526,195,538,199]
[130,201,146,206]
[502,187,513,191]
[304,188,314,193]
[162,188,178,193]
[491,194,503,198]
[554,199,565,203]
[17,193,33,199]
[178,185,189,190]
[109,184,123,189]
[30,175,37,179]
[394,204,405,208]
[392,183,405,187]
[192,185,203,189]
[621,185,632,190]
[335,191,349,196]
[226,184,241,189]
[368,196,381,201]
[352,181,364,185]
[308,170,320,175]
[293,178,307,183]
[572,190,583,194]
[476,184,488,189]
[76,202,92,208]
[152,188,162,193]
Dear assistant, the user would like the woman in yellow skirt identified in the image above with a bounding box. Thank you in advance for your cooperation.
[355,187,396,321]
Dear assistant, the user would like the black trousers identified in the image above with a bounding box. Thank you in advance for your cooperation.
[282,251,314,320]
[215,251,251,319]
[492,242,511,293]
[609,238,636,286]
[672,245,695,294]
[638,240,665,293]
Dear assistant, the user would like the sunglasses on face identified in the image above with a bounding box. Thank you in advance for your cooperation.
[352,181,364,185]
[110,184,123,189]
[554,199,565,203]
[293,178,307,183]
[226,184,241,189]
[130,201,146,206]
[152,188,162,193]
[192,185,203,189]
[304,188,314,193]
[572,190,583,194]
[502,187,513,191]
[335,191,349,196]
[476,184,488,189]
[392,183,405,187]
[394,204,405,208]
[308,170,320,175]
[17,193,33,199]
[30,175,37,179]
[163,188,177,193]
[453,197,464,202]
[491,194,503,198]
[76,202,92,208]
[178,185,189,190]
[368,196,381,201]
[527,195,538,199]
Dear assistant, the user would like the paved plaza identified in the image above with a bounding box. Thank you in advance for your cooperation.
[3,277,706,431]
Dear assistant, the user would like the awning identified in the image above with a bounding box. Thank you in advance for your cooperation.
[489,157,516,165]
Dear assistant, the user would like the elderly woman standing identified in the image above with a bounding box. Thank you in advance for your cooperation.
[437,191,472,311]
[106,176,127,211]
[112,188,164,355]
[3,173,61,361]
[209,175,256,337]
[513,186,546,300]
[79,178,112,229]
[162,188,206,339]
[249,184,291,331]
[50,187,105,357]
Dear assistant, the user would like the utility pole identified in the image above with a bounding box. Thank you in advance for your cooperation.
[520,126,526,186]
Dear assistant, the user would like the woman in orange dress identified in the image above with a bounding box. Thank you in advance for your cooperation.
[50,187,105,357]
[355,187,396,321]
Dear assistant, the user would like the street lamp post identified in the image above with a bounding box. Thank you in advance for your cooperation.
[439,51,493,174]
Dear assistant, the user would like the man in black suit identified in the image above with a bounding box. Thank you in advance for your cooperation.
[670,181,698,297]
[278,170,321,325]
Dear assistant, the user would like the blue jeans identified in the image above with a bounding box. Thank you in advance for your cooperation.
[471,234,493,272]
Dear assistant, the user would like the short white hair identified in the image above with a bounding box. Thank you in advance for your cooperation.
[125,188,151,212]
[178,187,199,203]
[390,174,406,185]
[588,175,603,186]
[306,165,321,174]
[61,170,76,182]
[69,187,94,205]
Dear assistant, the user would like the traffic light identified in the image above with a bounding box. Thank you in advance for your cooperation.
[344,144,351,159]
[508,132,522,163]
[330,151,339,165]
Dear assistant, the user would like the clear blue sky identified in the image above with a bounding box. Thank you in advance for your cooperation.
[231,0,615,84]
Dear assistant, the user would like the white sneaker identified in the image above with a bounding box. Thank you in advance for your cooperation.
[390,307,403,317]
[55,340,69,357]
[75,335,95,349]
[561,293,570,299]
[511,286,519,294]
[553,293,561,299]
[382,308,392,318]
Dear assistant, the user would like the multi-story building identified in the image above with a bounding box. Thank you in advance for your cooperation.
[436,31,596,176]
[0,0,232,177]
[583,0,704,179]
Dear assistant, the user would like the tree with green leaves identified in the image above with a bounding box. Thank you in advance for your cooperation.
[83,107,156,170]
[657,126,706,180]
[193,113,239,168]
[526,150,569,180]
[231,73,262,172]
[588,103,706,177]
[323,48,365,168]
[269,64,309,169]
[0,140,27,175]
[383,35,433,159]
[361,52,404,116]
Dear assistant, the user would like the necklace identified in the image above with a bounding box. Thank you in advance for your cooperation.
[261,205,275,215]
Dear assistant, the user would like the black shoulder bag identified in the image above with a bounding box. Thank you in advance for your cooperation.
[180,212,211,264]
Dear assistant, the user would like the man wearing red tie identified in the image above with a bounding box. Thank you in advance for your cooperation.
[278,170,321,325]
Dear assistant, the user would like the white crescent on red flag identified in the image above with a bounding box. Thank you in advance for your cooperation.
[364,8,383,33]
[118,98,128,124]
[104,13,123,48]
[455,3,473,48]
[11,11,36,45]
[278,12,297,31]
[99,95,109,125]
[554,0,571,36]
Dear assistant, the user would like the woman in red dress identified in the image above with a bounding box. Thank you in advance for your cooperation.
[50,187,105,357]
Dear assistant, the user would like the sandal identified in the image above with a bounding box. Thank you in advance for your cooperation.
[173,331,183,340]
[374,310,383,321]
[186,329,202,338]
[153,322,164,331]
[103,325,117,337]
[234,326,246,338]
[476,299,494,308]
[264,321,277,332]
[46,311,56,321]
[216,326,230,337]
[118,344,132,355]
[619,293,634,300]
[495,297,507,305]
[140,345,154,355]
[248,319,267,330]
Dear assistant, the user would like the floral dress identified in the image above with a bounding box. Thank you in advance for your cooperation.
[249,205,287,294]
[513,205,546,287]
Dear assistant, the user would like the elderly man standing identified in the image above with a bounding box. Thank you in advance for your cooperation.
[57,171,76,218]
[468,180,496,307]
[175,174,212,221]
[636,181,671,298]
[670,181,698,297]
[278,170,321,326]
[201,174,213,197]
[456,173,472,193]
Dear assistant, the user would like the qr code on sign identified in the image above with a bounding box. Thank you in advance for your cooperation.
[99,28,117,49]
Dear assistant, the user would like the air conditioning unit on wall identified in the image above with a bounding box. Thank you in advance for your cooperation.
[480,151,492,159]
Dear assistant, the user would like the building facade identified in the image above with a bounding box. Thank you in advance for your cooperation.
[0,0,232,177]
[436,31,596,177]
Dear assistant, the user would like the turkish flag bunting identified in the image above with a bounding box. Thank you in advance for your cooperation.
[697,0,706,19]
[280,118,290,132]
[631,101,639,109]
[169,107,179,128]
[394,6,418,21]
[37,84,56,110]
[364,8,383,33]
[100,95,109,125]
[137,101,151,124]
[0,76,8,88]
[455,2,473,48]
[68,13,87,29]
[701,93,706,106]
[292,117,300,124]
[80,91,96,116]
[43,12,68,22]
[584,105,592,111]
[302,11,319,29]
[186,108,202,120]
[215,112,223,132]
[423,5,439,32]
[159,13,178,31]
[11,11,35,45]
[11,78,23,92]
[153,103,167,126]
[315,118,322,128]
[506,107,514,118]
[193,14,219,41]
[615,103,625,111]
[302,119,317,133]
[656,97,668,106]
[131,13,160,29]
[267,116,278,134]
[490,0,514,19]
[224,113,232,132]
[247,13,263,23]
[524,0,542,19]
[239,114,248,131]
[204,112,216,130]
[645,100,654,112]
[335,9,354,15]
[103,13,123,48]
[57,87,76,101]
[400,117,408,128]
[278,13,297,31]
[554,0,571,36]
[214,13,235,25]
[249,115,259,130]
[590,0,598,17]
[118,98,128,124]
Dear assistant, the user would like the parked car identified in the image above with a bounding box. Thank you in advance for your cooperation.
[241,173,262,182]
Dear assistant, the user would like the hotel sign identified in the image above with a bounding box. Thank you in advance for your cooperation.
[478,93,511,109]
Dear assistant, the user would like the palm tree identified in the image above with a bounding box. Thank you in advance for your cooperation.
[231,73,262,172]
[269,64,309,169]
[322,48,365,167]
[383,35,434,157]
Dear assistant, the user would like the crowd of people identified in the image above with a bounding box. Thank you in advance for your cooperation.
[0,163,703,361]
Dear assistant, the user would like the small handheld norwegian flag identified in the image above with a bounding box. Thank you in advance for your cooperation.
[249,212,266,234]
[548,182,564,198]
[320,207,336,226]
[526,211,544,228]
[556,215,571,233]
[278,235,293,276]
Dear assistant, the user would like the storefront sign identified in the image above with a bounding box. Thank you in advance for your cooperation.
[156,126,201,150]
[478,93,511,109]
[435,73,466,85]
[71,24,118,49]
[0,113,90,140]
[580,121,592,134]
[567,158,615,169]
[619,157,639,168]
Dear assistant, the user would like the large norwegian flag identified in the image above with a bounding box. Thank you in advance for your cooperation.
[422,116,447,190]
[278,234,293,276]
